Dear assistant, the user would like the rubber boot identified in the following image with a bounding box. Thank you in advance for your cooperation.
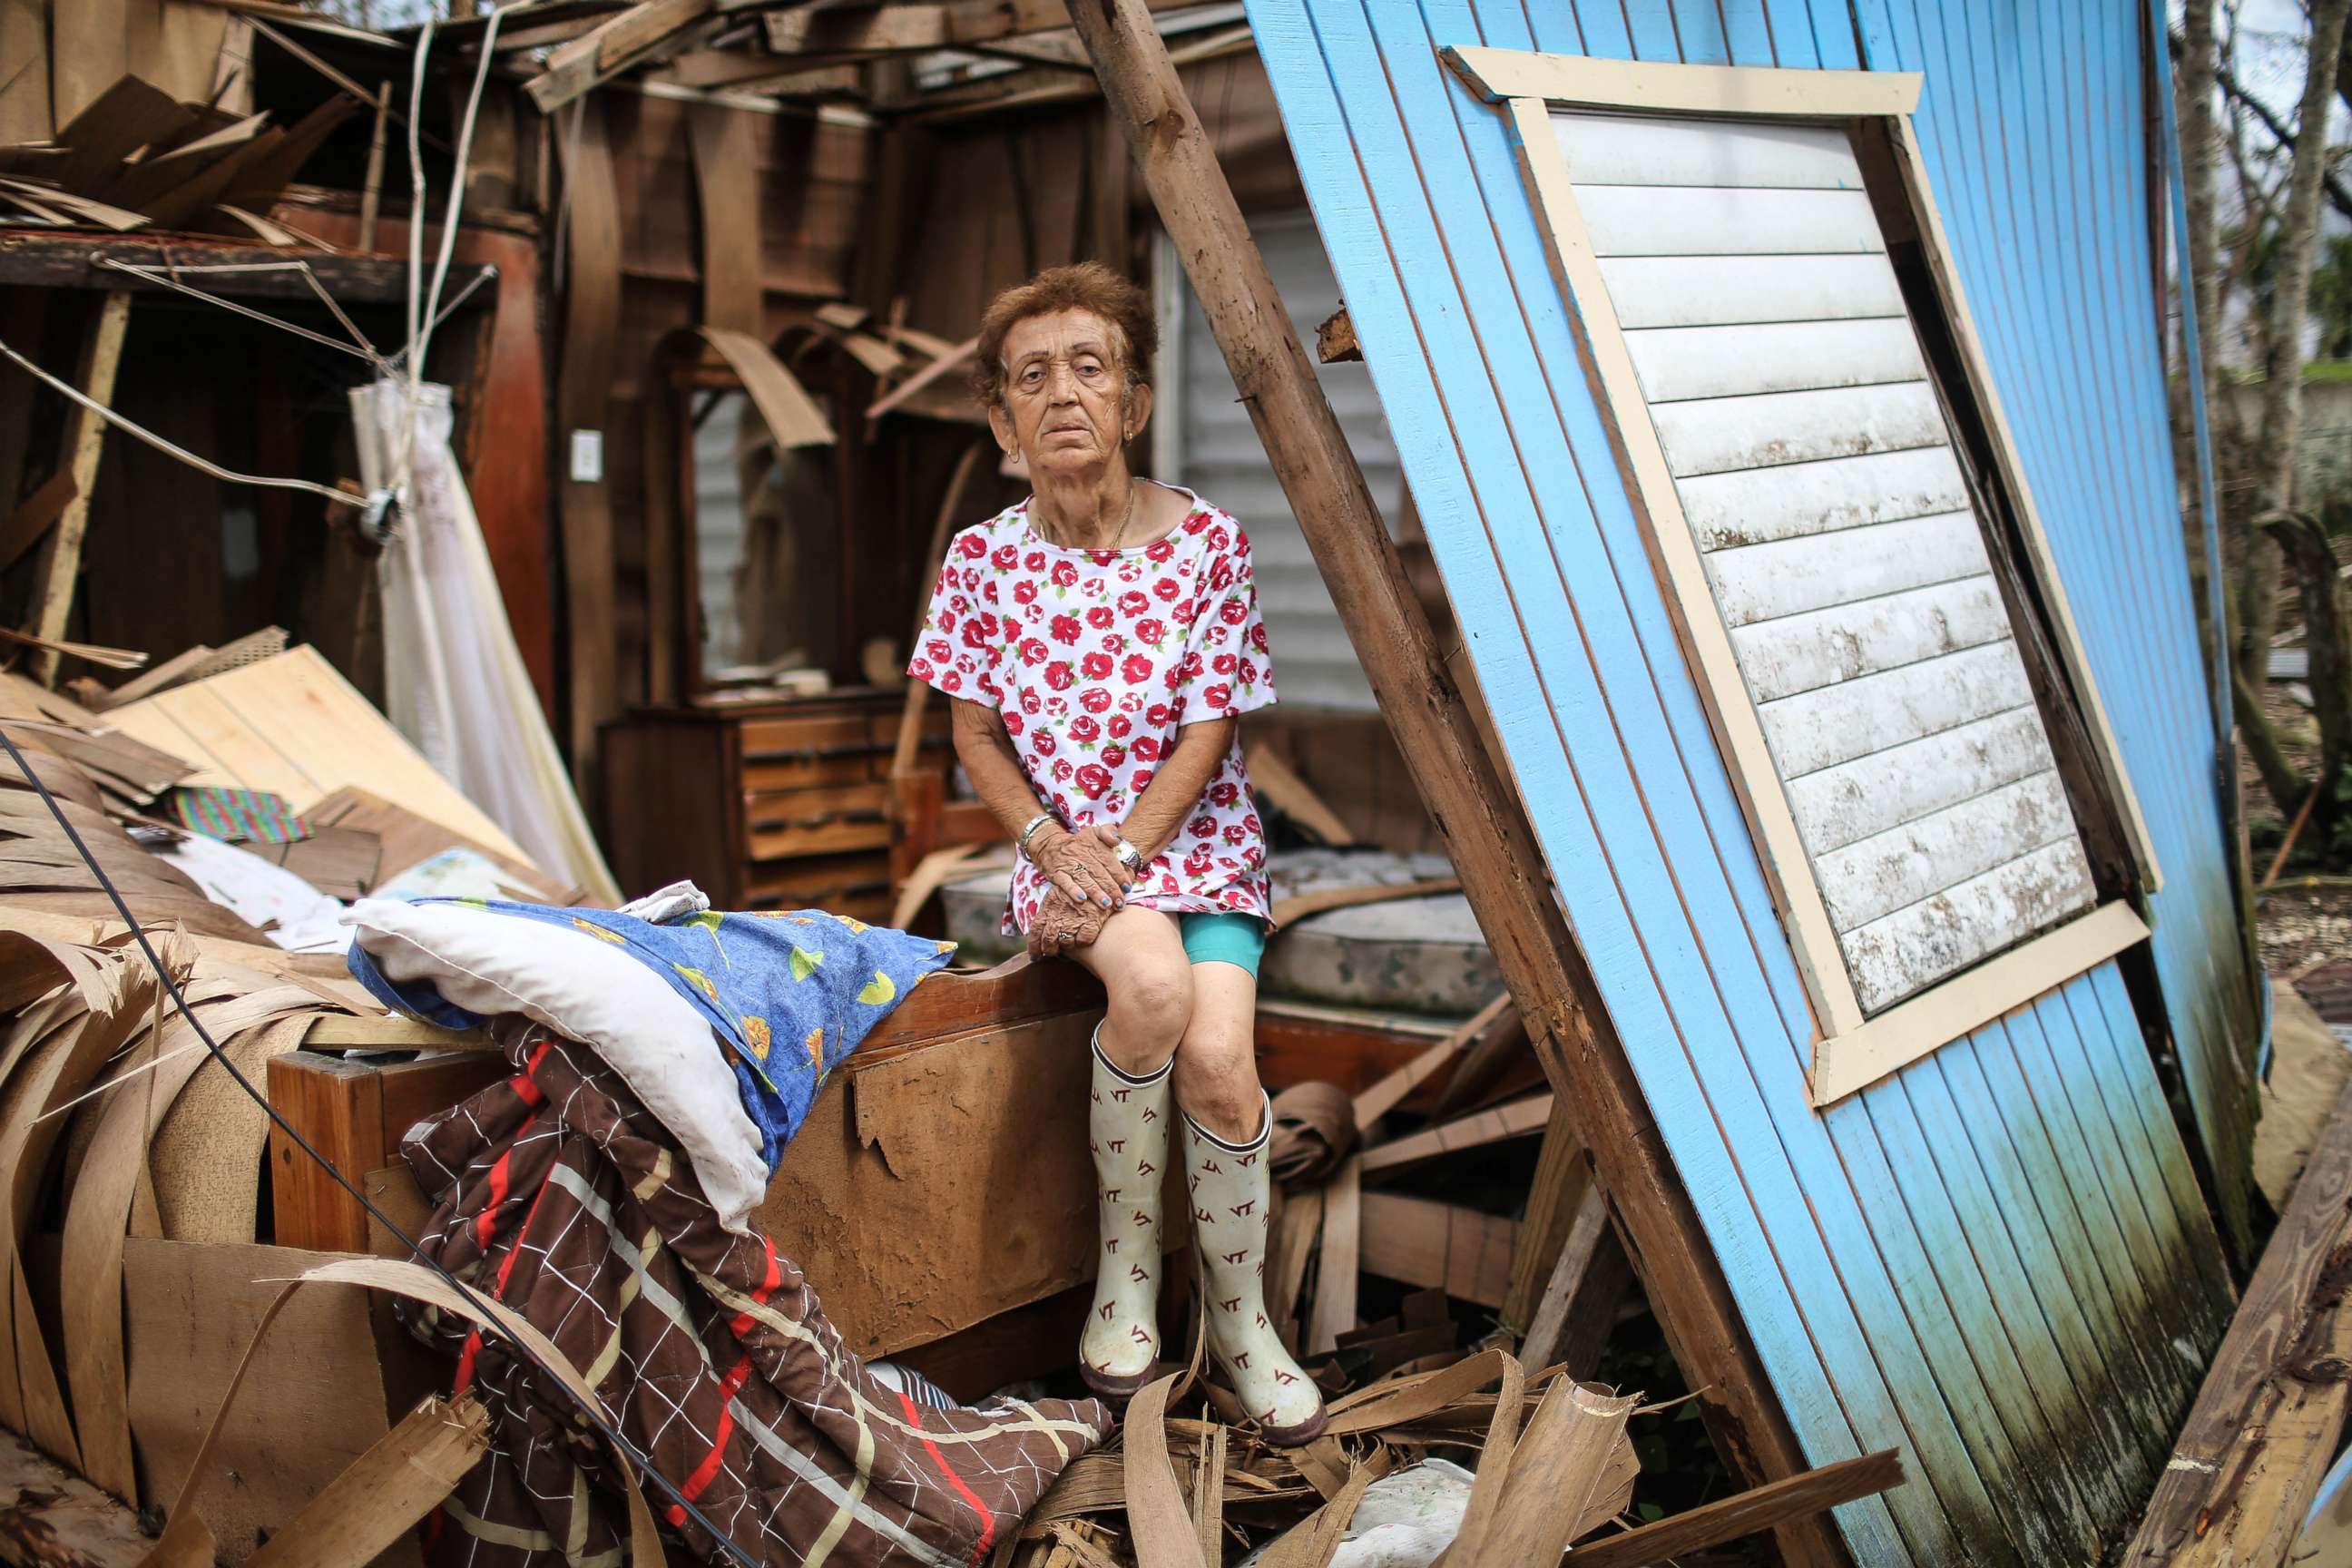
[1079,1028,1171,1398]
[1184,1094,1328,1446]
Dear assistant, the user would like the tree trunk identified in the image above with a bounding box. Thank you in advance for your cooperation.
[2235,665,2308,817]
[2181,0,2220,420]
[2240,0,2352,694]
[2268,511,2352,831]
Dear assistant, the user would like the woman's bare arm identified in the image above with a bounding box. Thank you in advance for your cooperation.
[948,697,1126,908]
[1119,717,1236,862]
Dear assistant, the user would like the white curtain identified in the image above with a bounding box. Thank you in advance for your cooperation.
[351,378,620,904]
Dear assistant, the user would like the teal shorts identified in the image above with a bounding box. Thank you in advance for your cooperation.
[1178,911,1269,978]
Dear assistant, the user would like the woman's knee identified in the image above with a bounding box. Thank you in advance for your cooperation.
[1175,1021,1264,1142]
[1106,961,1193,1063]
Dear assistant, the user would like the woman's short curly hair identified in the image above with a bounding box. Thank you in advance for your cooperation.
[972,261,1157,412]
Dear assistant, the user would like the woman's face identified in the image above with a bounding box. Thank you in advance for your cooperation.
[988,308,1152,479]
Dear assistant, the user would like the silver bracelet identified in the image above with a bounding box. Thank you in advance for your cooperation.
[1016,811,1056,858]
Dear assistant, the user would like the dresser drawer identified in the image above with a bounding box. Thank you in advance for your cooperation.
[744,781,892,860]
[741,714,886,791]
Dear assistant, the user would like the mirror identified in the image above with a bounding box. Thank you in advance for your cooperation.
[687,386,841,686]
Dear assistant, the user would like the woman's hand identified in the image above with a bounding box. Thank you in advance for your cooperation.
[1031,822,1132,909]
[1028,886,1111,958]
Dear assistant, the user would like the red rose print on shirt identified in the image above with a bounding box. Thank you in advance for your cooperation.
[910,498,1274,936]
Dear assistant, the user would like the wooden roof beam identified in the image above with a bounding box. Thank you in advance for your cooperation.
[526,0,723,112]
[759,0,1207,58]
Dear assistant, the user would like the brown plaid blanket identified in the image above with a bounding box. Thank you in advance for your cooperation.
[398,1027,1112,1567]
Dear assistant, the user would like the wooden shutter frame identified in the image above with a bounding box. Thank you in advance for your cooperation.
[1444,49,2158,1105]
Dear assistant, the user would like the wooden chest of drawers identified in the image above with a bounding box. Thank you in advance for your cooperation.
[600,694,949,917]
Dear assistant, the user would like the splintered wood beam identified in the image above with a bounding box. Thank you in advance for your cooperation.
[1521,1180,1635,1381]
[1565,1449,1906,1568]
[1065,5,1834,1560]
[26,292,130,687]
[528,0,720,112]
[2124,1071,2352,1565]
[0,1426,148,1568]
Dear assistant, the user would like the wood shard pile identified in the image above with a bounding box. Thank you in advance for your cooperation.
[0,74,352,240]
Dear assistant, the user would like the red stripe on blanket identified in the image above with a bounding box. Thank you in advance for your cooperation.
[454,1175,552,1397]
[666,1238,783,1528]
[899,1389,996,1565]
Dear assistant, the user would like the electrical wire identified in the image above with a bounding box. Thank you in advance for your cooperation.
[0,335,374,510]
[90,256,388,368]
[0,723,765,1568]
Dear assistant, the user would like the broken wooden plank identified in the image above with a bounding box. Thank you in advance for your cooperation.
[1500,1094,1582,1327]
[1244,744,1356,847]
[1351,992,1511,1130]
[1360,1093,1551,1176]
[1316,307,1359,364]
[1464,1377,1636,1567]
[2124,1070,2352,1565]
[1305,1156,1360,1354]
[25,292,131,687]
[528,0,718,111]
[1566,1448,1906,1568]
[0,1424,147,1568]
[1521,1181,1633,1380]
[0,473,78,577]
[1357,1192,1515,1308]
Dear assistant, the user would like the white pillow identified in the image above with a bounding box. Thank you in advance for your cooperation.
[344,898,768,1230]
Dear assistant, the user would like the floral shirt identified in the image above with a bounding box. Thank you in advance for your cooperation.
[907,487,1277,934]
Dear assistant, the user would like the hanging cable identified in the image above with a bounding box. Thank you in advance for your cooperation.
[90,256,389,368]
[0,334,377,511]
[0,722,766,1568]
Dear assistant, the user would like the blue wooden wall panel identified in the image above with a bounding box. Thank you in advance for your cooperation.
[1241,1,2244,1561]
[1857,0,2259,1252]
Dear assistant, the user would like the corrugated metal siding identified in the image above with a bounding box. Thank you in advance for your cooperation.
[1241,1,2241,1563]
[1161,214,1403,711]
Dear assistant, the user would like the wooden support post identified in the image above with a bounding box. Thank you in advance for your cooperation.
[2124,1072,2352,1565]
[358,81,390,253]
[266,1050,505,1253]
[25,291,129,688]
[1064,5,1833,1557]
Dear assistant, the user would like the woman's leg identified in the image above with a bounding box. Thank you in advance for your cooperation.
[1170,958,1263,1143]
[1174,950,1328,1445]
[1064,906,1193,1396]
[1068,906,1194,1074]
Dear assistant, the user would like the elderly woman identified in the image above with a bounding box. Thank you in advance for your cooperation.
[906,262,1325,1445]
